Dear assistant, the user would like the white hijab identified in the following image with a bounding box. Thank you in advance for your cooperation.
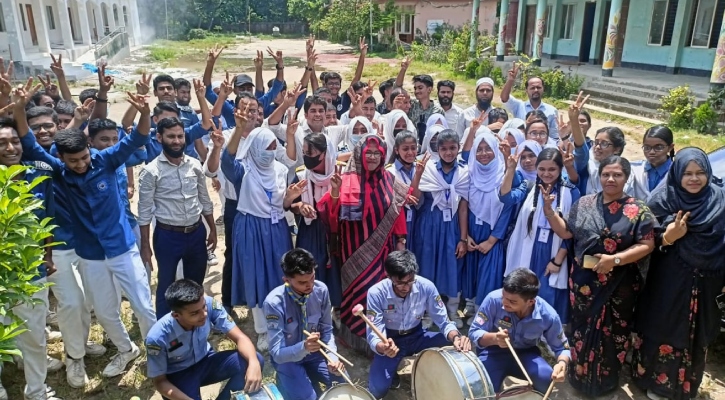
[516,140,543,182]
[426,114,449,131]
[301,135,338,225]
[504,183,575,289]
[236,128,288,219]
[499,127,525,148]
[342,116,373,152]
[421,125,446,162]
[468,132,505,227]
[383,110,415,158]
[418,157,470,213]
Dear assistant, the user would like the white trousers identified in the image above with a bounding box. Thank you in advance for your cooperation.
[48,249,92,359]
[79,245,156,351]
[12,281,49,398]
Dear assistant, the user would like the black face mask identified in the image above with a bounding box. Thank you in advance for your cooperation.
[393,128,405,137]
[477,100,491,111]
[162,142,185,158]
[303,154,323,169]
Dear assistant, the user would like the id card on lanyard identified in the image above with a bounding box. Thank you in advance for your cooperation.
[443,189,452,222]
[266,190,279,224]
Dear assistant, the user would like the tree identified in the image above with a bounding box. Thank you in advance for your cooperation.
[288,0,329,30]
[318,0,398,44]
[0,165,54,361]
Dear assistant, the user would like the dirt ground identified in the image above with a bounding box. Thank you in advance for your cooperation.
[4,36,725,400]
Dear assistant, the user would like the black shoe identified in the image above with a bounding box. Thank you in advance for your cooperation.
[391,374,401,389]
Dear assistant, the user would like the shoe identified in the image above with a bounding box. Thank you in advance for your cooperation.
[24,385,61,400]
[65,357,89,388]
[16,355,63,372]
[647,390,668,400]
[45,326,62,342]
[102,343,140,377]
[215,215,224,225]
[391,374,401,389]
[463,300,477,317]
[450,314,464,329]
[46,311,58,326]
[85,341,107,356]
[207,250,219,266]
[257,333,269,352]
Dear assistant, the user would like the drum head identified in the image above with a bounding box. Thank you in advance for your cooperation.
[319,383,376,400]
[235,383,284,400]
[498,388,545,399]
[412,350,467,400]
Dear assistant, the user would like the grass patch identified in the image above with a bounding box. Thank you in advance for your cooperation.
[255,33,307,41]
[148,46,179,62]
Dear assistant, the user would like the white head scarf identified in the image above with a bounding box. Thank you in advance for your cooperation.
[499,127,525,148]
[421,125,446,162]
[237,128,288,219]
[383,110,415,159]
[515,140,543,182]
[426,114,449,131]
[501,118,525,133]
[343,116,373,152]
[467,132,506,227]
[301,134,338,225]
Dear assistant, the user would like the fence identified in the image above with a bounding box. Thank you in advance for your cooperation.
[217,22,308,35]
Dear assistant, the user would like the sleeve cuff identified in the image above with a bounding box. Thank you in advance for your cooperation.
[471,330,487,349]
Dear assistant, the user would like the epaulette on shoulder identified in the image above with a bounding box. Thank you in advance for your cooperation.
[385,163,393,169]
[295,165,307,173]
[34,161,53,171]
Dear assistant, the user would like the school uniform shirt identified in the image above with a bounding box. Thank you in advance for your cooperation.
[177,105,203,158]
[20,128,149,261]
[263,281,338,364]
[145,296,237,378]
[22,161,55,280]
[468,289,571,359]
[366,276,457,355]
[502,95,559,139]
[204,82,284,127]
[137,153,213,227]
[332,92,352,118]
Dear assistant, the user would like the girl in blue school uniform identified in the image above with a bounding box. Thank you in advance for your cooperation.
[415,129,470,328]
[385,130,426,251]
[289,132,343,307]
[500,148,580,323]
[461,129,522,322]
[221,127,301,351]
[630,125,675,202]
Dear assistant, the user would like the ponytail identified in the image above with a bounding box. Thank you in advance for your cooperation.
[527,177,541,235]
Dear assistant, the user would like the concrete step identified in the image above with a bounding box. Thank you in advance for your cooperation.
[590,77,709,100]
[584,80,707,106]
[563,99,663,125]
[569,94,663,121]
[580,86,663,110]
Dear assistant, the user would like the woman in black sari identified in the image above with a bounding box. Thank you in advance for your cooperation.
[633,147,725,400]
[544,156,655,396]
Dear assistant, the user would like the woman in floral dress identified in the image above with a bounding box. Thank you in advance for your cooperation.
[633,148,725,400]
[544,156,656,396]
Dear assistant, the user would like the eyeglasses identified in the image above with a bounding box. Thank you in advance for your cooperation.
[527,131,548,138]
[642,144,667,153]
[365,152,383,159]
[30,123,56,132]
[594,140,613,149]
[392,278,416,288]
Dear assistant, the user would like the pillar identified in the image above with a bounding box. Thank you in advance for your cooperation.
[601,0,622,77]
[33,0,53,53]
[129,0,142,45]
[515,0,526,54]
[1,0,25,61]
[77,1,92,45]
[57,0,75,50]
[532,0,546,66]
[468,0,481,56]
[496,0,510,61]
[711,7,725,88]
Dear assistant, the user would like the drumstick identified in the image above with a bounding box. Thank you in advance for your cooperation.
[498,327,533,386]
[542,380,555,400]
[318,348,355,386]
[303,330,354,367]
[352,304,387,343]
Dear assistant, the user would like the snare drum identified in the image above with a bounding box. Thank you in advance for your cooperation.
[498,387,545,399]
[231,383,284,400]
[412,346,496,400]
[319,383,376,400]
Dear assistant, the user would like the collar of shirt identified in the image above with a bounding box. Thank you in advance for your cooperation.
[384,278,420,299]
[524,101,552,114]
[644,159,671,176]
[158,152,191,166]
[436,159,459,171]
[394,159,414,181]
[64,150,98,174]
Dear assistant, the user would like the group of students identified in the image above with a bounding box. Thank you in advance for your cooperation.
[0,36,723,400]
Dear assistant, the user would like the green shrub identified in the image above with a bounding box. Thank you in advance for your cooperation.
[465,60,479,79]
[659,85,695,130]
[693,103,719,135]
[187,28,208,40]
[491,66,505,87]
[0,165,55,361]
[475,57,495,79]
[149,47,178,62]
[540,68,584,100]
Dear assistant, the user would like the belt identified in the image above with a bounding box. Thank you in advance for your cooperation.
[156,218,201,233]
[388,323,423,337]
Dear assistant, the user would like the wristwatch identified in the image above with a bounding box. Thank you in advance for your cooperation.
[275,64,284,70]
[614,256,621,265]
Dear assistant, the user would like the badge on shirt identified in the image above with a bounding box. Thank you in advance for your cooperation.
[442,209,452,222]
[147,344,161,356]
[475,217,484,226]
[97,180,109,191]
[286,317,294,323]
[226,314,234,322]
[169,339,183,352]
[538,228,550,243]
[474,311,488,326]
[498,316,512,329]
[434,295,444,309]
[271,210,280,224]
[366,309,377,318]
[212,299,223,310]
[384,304,396,314]
[406,209,413,222]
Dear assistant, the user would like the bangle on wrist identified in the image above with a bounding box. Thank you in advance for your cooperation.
[662,233,672,246]
[95,97,108,103]
[550,258,562,267]
[330,192,339,199]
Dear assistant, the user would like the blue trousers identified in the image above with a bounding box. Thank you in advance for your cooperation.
[222,198,241,308]
[479,346,552,393]
[368,327,450,399]
[165,350,264,400]
[273,352,332,400]
[154,223,208,318]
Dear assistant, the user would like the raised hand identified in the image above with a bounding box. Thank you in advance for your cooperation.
[507,61,520,82]
[49,54,64,77]
[126,91,150,114]
[664,210,691,243]
[207,43,225,63]
[209,118,224,147]
[330,164,343,190]
[392,93,407,110]
[469,110,489,135]
[401,55,412,70]
[306,34,316,56]
[234,100,251,127]
[266,47,284,68]
[254,50,263,69]
[568,90,590,118]
[415,153,431,178]
[287,179,309,200]
[0,102,15,116]
[499,138,511,159]
[363,80,377,99]
[193,78,206,97]
[97,65,114,93]
[0,76,12,96]
[0,57,14,83]
[219,71,234,98]
[557,114,571,138]
[12,78,42,107]
[136,71,152,95]
[559,141,575,168]
[286,108,299,136]
[539,184,556,209]
[505,146,519,171]
[74,97,95,121]
[307,50,318,70]
[359,37,369,53]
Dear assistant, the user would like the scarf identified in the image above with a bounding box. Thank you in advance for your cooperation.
[383,110,415,161]
[340,134,390,221]
[499,127,525,148]
[342,116,373,152]
[648,147,725,272]
[421,125,445,162]
[426,114,449,131]
[501,118,526,132]
[285,283,309,330]
[418,158,470,212]
[237,128,287,219]
[505,183,574,289]
[302,135,338,225]
[516,140,543,182]
[468,132,505,227]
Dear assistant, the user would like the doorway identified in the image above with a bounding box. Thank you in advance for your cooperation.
[580,2,596,62]
[25,4,38,46]
[523,5,537,56]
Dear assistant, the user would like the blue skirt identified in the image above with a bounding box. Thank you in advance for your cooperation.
[413,204,462,298]
[464,213,506,305]
[232,212,293,307]
[530,227,570,324]
[296,218,342,307]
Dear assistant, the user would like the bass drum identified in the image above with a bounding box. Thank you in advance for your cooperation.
[319,383,376,400]
[498,386,545,399]
[231,383,284,400]
[412,346,496,400]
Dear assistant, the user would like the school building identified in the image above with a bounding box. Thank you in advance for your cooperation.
[495,0,725,85]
